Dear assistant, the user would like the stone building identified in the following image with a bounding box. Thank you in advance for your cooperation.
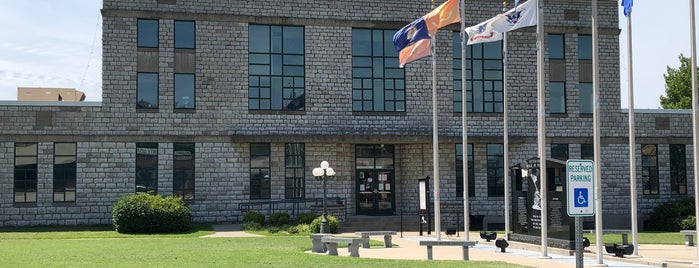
[0,0,693,230]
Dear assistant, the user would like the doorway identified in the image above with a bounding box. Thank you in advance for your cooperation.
[355,145,395,215]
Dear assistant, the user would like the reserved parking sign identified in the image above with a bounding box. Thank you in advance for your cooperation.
[566,160,595,216]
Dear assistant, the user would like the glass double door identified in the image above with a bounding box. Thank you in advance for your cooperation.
[357,169,394,215]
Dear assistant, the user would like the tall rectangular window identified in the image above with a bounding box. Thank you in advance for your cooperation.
[578,35,592,60]
[579,82,593,114]
[487,144,504,197]
[249,25,305,111]
[352,28,405,112]
[453,32,503,113]
[174,20,195,49]
[14,143,37,203]
[670,144,687,195]
[54,143,76,202]
[551,144,569,160]
[136,143,158,193]
[549,82,566,114]
[173,143,195,200]
[285,143,305,199]
[138,19,158,48]
[250,143,271,199]
[548,34,564,59]
[642,144,659,195]
[174,73,195,109]
[456,144,475,198]
[581,144,594,160]
[137,73,158,109]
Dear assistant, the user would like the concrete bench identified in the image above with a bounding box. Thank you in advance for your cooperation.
[354,231,397,248]
[680,230,696,246]
[309,233,332,253]
[321,236,366,257]
[586,229,631,245]
[419,240,477,260]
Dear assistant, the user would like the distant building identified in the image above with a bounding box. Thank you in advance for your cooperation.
[17,87,86,101]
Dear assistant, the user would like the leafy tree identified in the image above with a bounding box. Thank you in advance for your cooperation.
[661,54,694,109]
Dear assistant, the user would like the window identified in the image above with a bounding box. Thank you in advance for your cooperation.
[249,25,305,111]
[250,143,271,199]
[456,144,474,198]
[285,143,305,199]
[551,144,568,161]
[14,143,37,203]
[174,73,195,109]
[487,144,504,197]
[581,144,594,160]
[175,20,195,49]
[548,34,564,59]
[173,143,195,200]
[138,19,158,48]
[670,144,687,195]
[641,144,659,195]
[54,143,76,202]
[579,82,593,114]
[137,73,158,109]
[453,32,503,113]
[352,29,405,112]
[578,35,592,60]
[136,143,158,193]
[549,82,566,114]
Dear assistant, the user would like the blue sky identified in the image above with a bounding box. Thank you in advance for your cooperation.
[0,1,690,109]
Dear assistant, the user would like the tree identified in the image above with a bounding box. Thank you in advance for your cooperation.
[660,54,694,109]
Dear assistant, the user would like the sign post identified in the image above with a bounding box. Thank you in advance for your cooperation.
[566,160,595,268]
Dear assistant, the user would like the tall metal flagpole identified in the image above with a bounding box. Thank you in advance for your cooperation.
[460,0,470,241]
[626,5,640,257]
[689,0,699,263]
[536,0,549,258]
[502,2,511,240]
[431,0,442,241]
[592,0,604,265]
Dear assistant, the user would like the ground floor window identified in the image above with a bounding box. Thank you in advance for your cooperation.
[173,143,195,200]
[670,144,687,195]
[250,143,271,199]
[642,144,659,195]
[285,143,305,199]
[455,144,474,198]
[54,142,76,202]
[136,143,158,193]
[15,142,38,203]
[487,144,504,197]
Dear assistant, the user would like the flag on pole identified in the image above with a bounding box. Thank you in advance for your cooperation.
[393,0,460,67]
[465,0,537,45]
[621,0,633,17]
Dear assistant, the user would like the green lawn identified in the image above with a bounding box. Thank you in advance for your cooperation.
[0,225,529,268]
[583,231,685,245]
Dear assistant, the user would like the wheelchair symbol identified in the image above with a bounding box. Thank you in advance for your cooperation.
[574,188,588,207]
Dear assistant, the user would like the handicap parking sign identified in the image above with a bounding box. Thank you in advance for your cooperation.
[573,188,588,208]
[567,160,595,216]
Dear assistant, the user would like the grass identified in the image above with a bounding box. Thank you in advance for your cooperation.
[583,231,685,245]
[0,225,530,268]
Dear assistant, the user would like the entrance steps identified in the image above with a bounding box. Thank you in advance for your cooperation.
[337,215,422,232]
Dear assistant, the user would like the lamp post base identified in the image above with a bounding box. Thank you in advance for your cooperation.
[320,216,330,234]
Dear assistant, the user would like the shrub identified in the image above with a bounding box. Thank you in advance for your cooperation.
[681,216,697,230]
[243,211,265,225]
[269,212,290,226]
[112,193,191,234]
[645,198,695,231]
[309,215,339,233]
[296,212,317,225]
[242,221,263,231]
[288,223,312,234]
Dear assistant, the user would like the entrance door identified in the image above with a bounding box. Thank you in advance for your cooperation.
[357,169,394,215]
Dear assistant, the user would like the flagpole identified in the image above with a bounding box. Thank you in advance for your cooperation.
[502,2,511,240]
[430,0,442,241]
[625,5,640,258]
[689,0,699,264]
[592,0,605,265]
[460,0,470,241]
[536,0,549,258]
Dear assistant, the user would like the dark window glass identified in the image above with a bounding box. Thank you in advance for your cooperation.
[250,143,271,199]
[670,144,687,195]
[138,19,158,48]
[355,144,395,169]
[352,29,405,112]
[580,82,593,114]
[455,144,475,198]
[54,142,77,202]
[453,32,503,113]
[285,143,305,199]
[487,144,504,197]
[136,143,158,193]
[581,144,594,160]
[551,144,568,161]
[173,143,195,200]
[14,143,37,203]
[137,73,158,109]
[175,20,195,49]
[549,82,566,114]
[578,35,592,60]
[175,73,195,109]
[548,34,564,59]
[641,144,659,195]
[249,25,305,111]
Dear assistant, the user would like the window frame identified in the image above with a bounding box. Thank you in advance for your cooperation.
[14,142,38,204]
[137,19,159,48]
[487,143,504,197]
[174,73,196,109]
[641,144,659,195]
[549,81,567,114]
[670,144,687,195]
[53,142,77,203]
[136,143,158,194]
[453,32,503,113]
[173,143,195,200]
[455,144,475,198]
[579,82,593,114]
[137,72,159,109]
[284,143,305,199]
[250,143,271,200]
[548,33,565,60]
[174,20,195,49]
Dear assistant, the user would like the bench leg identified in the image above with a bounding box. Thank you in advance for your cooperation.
[361,235,370,248]
[686,235,695,247]
[347,242,360,257]
[426,245,433,260]
[622,234,628,245]
[325,242,339,256]
[383,235,393,248]
[311,238,326,253]
[462,246,470,260]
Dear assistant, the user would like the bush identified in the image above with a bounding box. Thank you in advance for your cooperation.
[309,215,339,233]
[681,216,697,230]
[112,193,191,234]
[296,212,317,225]
[242,221,263,231]
[645,198,695,231]
[269,212,290,226]
[243,211,265,225]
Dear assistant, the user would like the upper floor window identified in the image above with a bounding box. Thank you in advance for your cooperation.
[548,34,564,59]
[173,143,195,200]
[670,144,687,195]
[352,29,405,112]
[248,25,305,111]
[455,144,474,198]
[175,20,195,49]
[137,73,159,109]
[54,142,77,202]
[578,35,592,60]
[15,142,37,203]
[250,143,271,199]
[138,19,158,48]
[136,143,158,194]
[174,73,195,109]
[549,82,566,114]
[551,144,569,160]
[580,82,593,114]
[285,143,305,199]
[641,144,659,195]
[453,32,503,113]
[581,143,594,160]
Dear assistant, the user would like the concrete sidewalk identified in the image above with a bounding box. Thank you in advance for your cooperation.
[205,225,698,268]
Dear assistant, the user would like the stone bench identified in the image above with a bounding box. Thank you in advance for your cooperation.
[586,229,631,245]
[354,231,397,248]
[681,230,696,246]
[321,236,367,257]
[309,233,332,253]
[419,240,477,260]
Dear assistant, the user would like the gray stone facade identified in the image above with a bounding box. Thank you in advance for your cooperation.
[0,0,693,229]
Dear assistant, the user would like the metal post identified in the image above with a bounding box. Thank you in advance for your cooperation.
[689,0,699,264]
[592,0,604,265]
[626,6,640,257]
[536,0,549,258]
[502,2,511,240]
[320,172,329,234]
[575,217,583,268]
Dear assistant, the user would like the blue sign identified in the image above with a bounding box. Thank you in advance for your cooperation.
[567,160,595,216]
[573,188,588,208]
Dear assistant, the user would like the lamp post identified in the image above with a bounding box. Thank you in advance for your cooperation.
[313,161,336,233]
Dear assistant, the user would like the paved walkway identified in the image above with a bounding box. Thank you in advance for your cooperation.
[205,225,699,268]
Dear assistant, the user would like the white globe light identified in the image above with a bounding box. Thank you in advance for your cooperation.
[326,168,335,176]
[312,168,324,177]
[320,161,329,169]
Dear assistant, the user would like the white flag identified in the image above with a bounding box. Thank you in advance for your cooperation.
[465,0,537,45]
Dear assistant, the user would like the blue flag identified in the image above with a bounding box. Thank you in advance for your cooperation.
[621,0,632,17]
[392,18,430,53]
